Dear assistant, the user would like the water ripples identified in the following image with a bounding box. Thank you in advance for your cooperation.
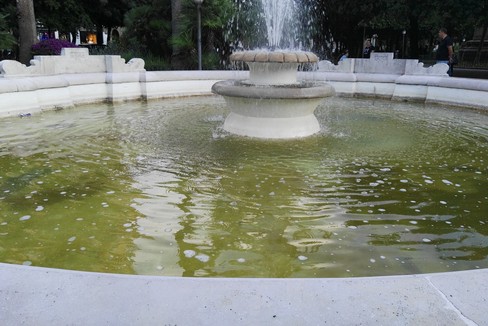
[1,97,487,277]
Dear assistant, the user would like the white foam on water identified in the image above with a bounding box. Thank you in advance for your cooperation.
[298,255,308,261]
[19,215,31,221]
[184,250,196,258]
[195,254,210,262]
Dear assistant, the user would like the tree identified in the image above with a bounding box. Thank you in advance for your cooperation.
[16,0,37,64]
[34,0,91,43]
[0,14,16,50]
[122,0,234,69]
[81,0,133,45]
[123,0,172,57]
[171,0,186,69]
[178,0,235,68]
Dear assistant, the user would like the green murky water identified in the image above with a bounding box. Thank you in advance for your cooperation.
[0,96,487,278]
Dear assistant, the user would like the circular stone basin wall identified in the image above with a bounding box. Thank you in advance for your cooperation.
[211,81,335,138]
[1,96,487,278]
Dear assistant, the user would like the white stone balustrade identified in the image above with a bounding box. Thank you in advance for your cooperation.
[0,49,487,117]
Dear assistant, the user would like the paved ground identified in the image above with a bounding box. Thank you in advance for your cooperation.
[1,263,487,325]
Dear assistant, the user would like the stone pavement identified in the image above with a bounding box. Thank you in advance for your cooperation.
[1,263,487,325]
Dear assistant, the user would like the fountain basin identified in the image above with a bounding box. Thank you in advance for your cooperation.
[1,68,488,323]
[212,80,335,138]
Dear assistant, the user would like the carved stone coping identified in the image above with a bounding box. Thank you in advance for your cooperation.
[230,51,319,64]
[211,80,335,99]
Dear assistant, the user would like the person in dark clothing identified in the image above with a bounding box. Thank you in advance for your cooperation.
[436,27,454,76]
[363,39,374,58]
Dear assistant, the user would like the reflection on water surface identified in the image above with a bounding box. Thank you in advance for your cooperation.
[0,96,487,277]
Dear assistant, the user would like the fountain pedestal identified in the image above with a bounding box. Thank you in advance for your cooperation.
[212,51,335,139]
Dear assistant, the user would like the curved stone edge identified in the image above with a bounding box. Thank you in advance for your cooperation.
[230,51,319,63]
[1,70,488,117]
[223,113,321,139]
[1,262,487,325]
[212,80,335,99]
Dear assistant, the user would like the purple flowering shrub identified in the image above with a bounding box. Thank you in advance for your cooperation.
[31,39,78,55]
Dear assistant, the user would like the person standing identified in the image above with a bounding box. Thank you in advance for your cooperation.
[362,39,374,59]
[436,28,454,76]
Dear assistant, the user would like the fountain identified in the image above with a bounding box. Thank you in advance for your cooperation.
[212,0,335,139]
[1,0,488,324]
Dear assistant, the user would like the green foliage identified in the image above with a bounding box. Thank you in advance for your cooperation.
[319,0,488,60]
[34,0,91,32]
[168,0,235,68]
[122,0,173,58]
[0,13,15,50]
[122,0,235,69]
[225,0,267,50]
[3,0,487,67]
[143,54,171,71]
[88,40,170,71]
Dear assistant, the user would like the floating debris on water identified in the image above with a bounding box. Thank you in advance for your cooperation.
[19,215,31,221]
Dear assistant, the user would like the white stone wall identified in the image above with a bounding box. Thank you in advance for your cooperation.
[0,50,487,117]
[0,48,145,76]
[318,52,450,76]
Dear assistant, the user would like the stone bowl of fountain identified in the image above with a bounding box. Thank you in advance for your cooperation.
[212,50,335,139]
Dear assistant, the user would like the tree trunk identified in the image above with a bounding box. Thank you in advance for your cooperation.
[171,0,186,69]
[96,25,104,46]
[16,0,37,65]
[107,27,112,45]
[475,23,487,64]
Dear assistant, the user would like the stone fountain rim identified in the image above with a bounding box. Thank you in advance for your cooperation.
[230,50,319,64]
[211,80,335,99]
